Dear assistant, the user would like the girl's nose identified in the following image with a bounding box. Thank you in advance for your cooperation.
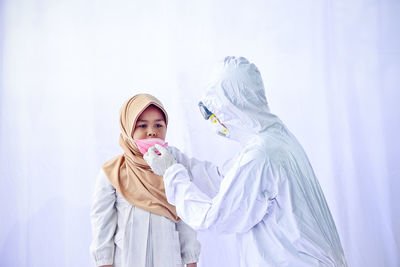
[147,129,156,137]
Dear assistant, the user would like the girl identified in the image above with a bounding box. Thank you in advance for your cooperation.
[90,94,200,267]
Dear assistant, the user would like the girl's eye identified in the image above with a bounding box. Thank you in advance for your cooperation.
[138,124,147,128]
[155,124,164,128]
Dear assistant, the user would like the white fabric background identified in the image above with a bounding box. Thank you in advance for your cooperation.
[1,1,399,266]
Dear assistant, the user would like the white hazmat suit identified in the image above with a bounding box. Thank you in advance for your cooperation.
[146,56,347,266]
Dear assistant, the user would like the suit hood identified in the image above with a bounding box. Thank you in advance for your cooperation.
[201,56,282,142]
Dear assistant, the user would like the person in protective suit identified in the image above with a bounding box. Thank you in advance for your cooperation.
[144,56,347,266]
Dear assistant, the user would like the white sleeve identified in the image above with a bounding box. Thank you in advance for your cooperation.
[89,169,117,266]
[175,220,201,264]
[163,149,276,234]
[168,146,225,198]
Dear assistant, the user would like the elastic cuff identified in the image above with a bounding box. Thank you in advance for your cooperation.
[165,162,183,173]
[181,251,200,264]
[95,258,113,266]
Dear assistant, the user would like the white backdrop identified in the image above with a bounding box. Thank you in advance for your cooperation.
[1,1,399,266]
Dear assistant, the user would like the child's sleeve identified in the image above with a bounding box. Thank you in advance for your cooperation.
[176,219,201,264]
[89,169,117,266]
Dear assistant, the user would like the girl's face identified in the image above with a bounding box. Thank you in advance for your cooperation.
[132,105,167,140]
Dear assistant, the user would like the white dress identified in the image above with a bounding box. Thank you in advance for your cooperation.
[90,169,201,267]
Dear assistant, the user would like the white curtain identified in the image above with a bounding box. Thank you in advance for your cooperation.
[1,1,399,266]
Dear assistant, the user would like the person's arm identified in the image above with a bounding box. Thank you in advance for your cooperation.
[164,148,277,233]
[90,170,117,267]
[168,146,225,198]
[175,219,201,266]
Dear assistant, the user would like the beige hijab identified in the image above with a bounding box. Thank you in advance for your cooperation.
[102,94,179,222]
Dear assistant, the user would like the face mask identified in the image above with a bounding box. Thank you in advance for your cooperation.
[209,114,230,137]
[134,138,168,155]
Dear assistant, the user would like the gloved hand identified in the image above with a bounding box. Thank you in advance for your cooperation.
[144,144,177,176]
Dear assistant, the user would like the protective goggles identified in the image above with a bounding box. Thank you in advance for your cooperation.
[198,101,229,137]
[198,101,213,120]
